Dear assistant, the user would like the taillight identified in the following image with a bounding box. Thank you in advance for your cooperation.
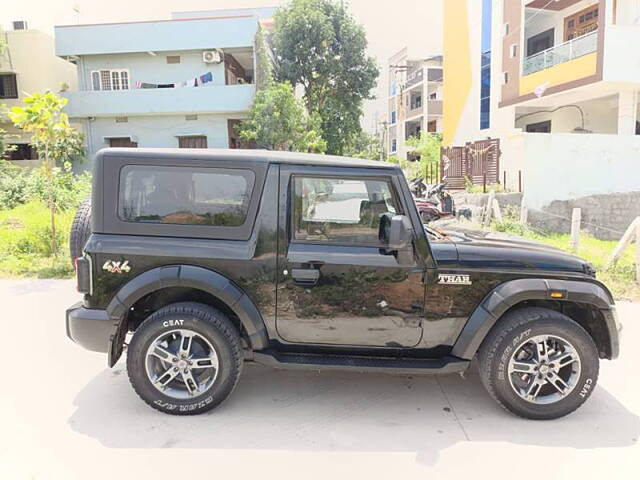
[75,256,91,294]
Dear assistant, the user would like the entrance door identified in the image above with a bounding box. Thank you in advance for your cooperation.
[564,5,599,41]
[527,28,554,57]
[275,166,425,347]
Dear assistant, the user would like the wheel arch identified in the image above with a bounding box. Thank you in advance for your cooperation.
[106,265,269,367]
[451,278,619,361]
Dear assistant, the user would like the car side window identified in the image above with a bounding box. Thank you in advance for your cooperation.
[119,165,255,226]
[292,176,399,245]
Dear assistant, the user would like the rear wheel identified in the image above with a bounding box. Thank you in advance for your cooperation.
[126,302,243,415]
[478,307,599,420]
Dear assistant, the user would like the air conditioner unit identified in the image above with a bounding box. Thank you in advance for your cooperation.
[202,49,224,64]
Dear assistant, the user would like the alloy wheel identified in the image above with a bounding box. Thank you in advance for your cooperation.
[507,334,582,405]
[144,328,219,400]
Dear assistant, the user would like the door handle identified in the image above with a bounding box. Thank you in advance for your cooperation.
[291,268,320,286]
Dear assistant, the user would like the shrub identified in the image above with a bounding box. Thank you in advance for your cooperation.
[0,159,91,212]
[27,167,92,211]
[0,201,75,277]
[0,168,29,209]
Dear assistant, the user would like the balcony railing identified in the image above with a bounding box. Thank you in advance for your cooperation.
[62,84,255,117]
[405,69,423,88]
[523,30,598,76]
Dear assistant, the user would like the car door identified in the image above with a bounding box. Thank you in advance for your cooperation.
[275,165,425,347]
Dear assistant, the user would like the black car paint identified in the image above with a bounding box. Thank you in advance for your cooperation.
[68,148,619,370]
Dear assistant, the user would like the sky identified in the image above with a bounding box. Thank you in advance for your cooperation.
[1,0,443,132]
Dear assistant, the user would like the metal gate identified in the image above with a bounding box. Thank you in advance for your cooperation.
[440,138,500,190]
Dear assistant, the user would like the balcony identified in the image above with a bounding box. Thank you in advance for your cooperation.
[405,69,423,88]
[62,84,255,117]
[523,31,597,76]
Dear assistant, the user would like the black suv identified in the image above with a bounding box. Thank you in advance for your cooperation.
[66,148,620,419]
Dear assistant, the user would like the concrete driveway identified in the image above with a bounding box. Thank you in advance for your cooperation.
[0,279,638,479]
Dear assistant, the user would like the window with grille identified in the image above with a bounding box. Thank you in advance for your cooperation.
[0,74,18,99]
[90,70,130,91]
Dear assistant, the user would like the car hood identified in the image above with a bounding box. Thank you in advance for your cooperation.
[430,228,592,274]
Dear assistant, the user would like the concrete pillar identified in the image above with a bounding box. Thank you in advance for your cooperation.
[617,90,638,135]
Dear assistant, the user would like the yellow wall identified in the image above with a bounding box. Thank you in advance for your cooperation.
[519,52,597,96]
[443,0,472,146]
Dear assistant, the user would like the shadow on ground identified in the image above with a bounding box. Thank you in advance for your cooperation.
[68,363,639,465]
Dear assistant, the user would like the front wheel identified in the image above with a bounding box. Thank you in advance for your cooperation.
[478,307,599,420]
[126,302,243,415]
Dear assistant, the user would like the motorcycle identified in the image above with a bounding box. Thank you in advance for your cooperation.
[410,178,470,224]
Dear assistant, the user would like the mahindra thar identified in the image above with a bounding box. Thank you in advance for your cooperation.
[66,148,620,419]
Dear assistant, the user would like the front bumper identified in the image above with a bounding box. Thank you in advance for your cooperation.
[66,302,115,353]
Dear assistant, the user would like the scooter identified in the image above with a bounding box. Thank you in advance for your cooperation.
[415,182,455,223]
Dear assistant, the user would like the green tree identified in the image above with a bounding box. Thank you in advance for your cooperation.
[343,130,382,160]
[238,82,326,152]
[9,91,85,254]
[406,132,442,179]
[274,0,378,155]
[255,26,274,91]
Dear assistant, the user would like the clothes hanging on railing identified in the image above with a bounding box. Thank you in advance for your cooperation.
[133,72,214,89]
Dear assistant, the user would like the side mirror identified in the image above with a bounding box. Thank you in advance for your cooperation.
[387,215,413,250]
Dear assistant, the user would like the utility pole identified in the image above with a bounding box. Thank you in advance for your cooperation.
[379,120,389,162]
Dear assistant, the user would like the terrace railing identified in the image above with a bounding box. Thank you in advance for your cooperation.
[523,30,598,76]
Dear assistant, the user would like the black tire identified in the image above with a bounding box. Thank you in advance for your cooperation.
[69,198,92,263]
[478,307,599,420]
[126,302,243,415]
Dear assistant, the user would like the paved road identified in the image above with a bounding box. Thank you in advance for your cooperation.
[1,279,638,479]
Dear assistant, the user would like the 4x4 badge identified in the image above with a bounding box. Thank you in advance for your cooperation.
[103,260,131,274]
[438,274,471,285]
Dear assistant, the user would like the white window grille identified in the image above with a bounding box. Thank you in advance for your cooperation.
[90,69,130,91]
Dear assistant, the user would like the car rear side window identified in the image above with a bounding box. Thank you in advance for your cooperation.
[118,165,255,226]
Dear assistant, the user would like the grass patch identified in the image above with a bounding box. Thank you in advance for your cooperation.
[0,201,75,278]
[493,212,639,301]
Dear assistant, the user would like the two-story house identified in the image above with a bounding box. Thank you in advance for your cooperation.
[1,22,78,166]
[443,0,640,225]
[55,12,269,158]
[387,48,444,160]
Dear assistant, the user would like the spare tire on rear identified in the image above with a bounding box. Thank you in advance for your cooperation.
[69,198,92,263]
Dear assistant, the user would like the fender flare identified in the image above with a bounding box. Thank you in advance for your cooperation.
[106,265,269,366]
[450,278,617,360]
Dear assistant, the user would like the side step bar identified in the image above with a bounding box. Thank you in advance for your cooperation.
[252,351,469,375]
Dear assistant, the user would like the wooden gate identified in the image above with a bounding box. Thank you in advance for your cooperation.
[440,138,500,190]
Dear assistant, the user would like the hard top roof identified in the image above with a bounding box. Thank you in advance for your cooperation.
[99,148,399,170]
